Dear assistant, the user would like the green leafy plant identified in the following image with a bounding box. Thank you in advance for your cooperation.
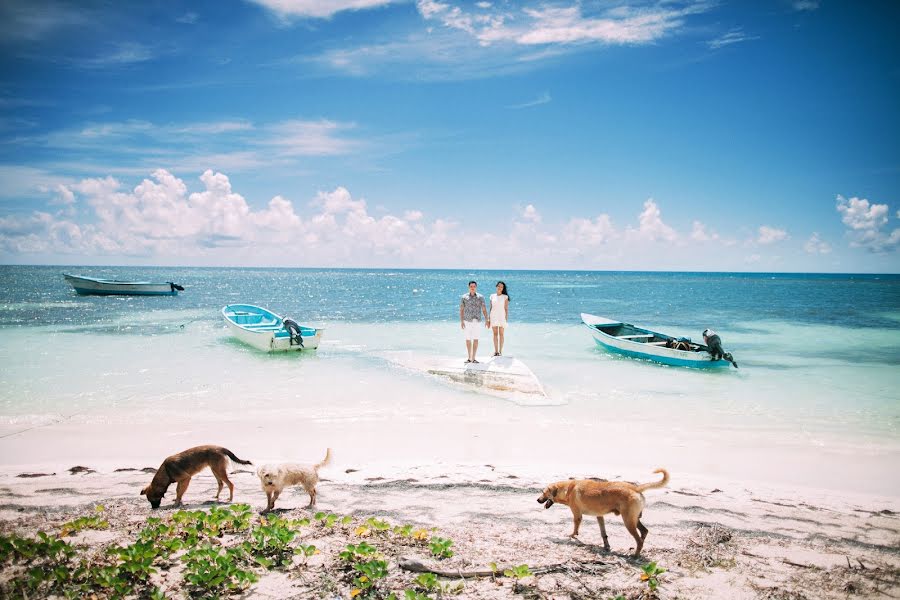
[340,541,378,562]
[503,564,533,592]
[182,543,258,596]
[640,561,666,592]
[59,505,109,536]
[110,539,159,583]
[414,572,439,592]
[245,514,301,569]
[428,536,454,559]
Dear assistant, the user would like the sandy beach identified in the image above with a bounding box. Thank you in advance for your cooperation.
[2,457,899,599]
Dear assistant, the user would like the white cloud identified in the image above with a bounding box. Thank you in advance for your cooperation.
[563,214,617,246]
[629,199,677,242]
[418,0,711,47]
[521,204,541,223]
[835,195,898,253]
[0,0,88,43]
[757,225,788,244]
[261,119,360,156]
[707,28,759,50]
[247,0,397,19]
[507,92,551,109]
[836,195,889,230]
[176,12,198,24]
[803,232,831,254]
[690,220,718,242]
[792,1,819,11]
[77,42,157,69]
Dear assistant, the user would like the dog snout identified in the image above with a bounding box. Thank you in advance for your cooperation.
[537,495,546,503]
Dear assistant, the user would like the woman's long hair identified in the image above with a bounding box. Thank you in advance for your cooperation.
[496,281,509,301]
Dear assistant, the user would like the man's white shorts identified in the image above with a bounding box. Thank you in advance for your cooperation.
[464,320,482,341]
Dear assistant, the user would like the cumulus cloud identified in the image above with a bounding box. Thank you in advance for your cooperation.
[757,225,788,244]
[803,232,831,254]
[837,195,889,230]
[248,0,397,19]
[521,204,541,223]
[836,195,898,253]
[690,220,717,242]
[563,214,616,246]
[629,199,677,242]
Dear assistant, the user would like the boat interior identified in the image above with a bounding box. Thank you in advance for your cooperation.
[592,322,704,352]
[225,309,317,336]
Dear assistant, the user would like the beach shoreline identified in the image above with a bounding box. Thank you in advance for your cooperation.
[1,460,898,599]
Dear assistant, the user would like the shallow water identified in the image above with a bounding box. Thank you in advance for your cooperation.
[0,266,898,495]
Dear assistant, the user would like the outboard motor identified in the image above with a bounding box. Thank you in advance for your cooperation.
[169,282,185,292]
[283,318,304,348]
[702,329,738,368]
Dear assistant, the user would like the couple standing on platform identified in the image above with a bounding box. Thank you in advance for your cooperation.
[459,280,510,363]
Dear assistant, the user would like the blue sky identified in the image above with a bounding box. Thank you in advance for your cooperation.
[1,0,898,271]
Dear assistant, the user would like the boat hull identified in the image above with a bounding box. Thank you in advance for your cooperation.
[581,313,730,369]
[64,274,180,296]
[222,304,322,352]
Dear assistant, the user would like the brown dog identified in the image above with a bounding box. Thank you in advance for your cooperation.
[537,468,669,557]
[140,445,252,509]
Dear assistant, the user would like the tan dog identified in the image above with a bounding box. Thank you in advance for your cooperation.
[537,468,669,557]
[257,448,332,513]
[140,445,252,509]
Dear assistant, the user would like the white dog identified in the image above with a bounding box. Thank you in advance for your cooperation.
[257,448,331,513]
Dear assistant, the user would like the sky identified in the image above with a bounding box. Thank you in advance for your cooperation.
[0,0,898,272]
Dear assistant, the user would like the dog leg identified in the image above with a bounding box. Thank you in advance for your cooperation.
[569,507,583,538]
[597,516,611,551]
[307,487,316,507]
[215,478,224,502]
[637,519,649,543]
[174,478,191,506]
[623,517,644,557]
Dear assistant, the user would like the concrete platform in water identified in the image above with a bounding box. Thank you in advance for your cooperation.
[390,353,547,397]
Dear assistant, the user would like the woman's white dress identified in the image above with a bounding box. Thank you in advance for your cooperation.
[490,293,508,328]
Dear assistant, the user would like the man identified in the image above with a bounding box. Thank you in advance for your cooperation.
[460,280,490,363]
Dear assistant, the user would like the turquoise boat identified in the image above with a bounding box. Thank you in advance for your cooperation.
[581,313,734,368]
[222,304,323,352]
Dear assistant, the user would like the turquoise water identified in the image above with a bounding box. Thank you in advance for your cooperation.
[0,266,898,494]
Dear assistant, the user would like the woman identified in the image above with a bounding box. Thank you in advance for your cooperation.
[490,281,510,356]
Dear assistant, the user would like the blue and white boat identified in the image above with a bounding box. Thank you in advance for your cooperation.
[222,304,323,352]
[581,313,733,368]
[64,273,184,296]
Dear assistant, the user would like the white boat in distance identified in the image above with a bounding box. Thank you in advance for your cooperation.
[581,313,732,368]
[222,304,323,352]
[64,273,184,296]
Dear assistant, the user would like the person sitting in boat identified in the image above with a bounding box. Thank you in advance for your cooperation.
[702,329,738,368]
[665,338,692,351]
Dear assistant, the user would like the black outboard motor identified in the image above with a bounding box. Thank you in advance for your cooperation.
[169,282,185,292]
[702,329,738,368]
[283,318,304,348]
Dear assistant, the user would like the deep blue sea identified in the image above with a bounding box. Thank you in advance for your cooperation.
[1,266,898,494]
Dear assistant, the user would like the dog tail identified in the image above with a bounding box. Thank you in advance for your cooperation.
[223,448,253,466]
[635,468,669,492]
[315,448,332,471]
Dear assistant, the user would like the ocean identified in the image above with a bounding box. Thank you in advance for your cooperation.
[1,266,898,495]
